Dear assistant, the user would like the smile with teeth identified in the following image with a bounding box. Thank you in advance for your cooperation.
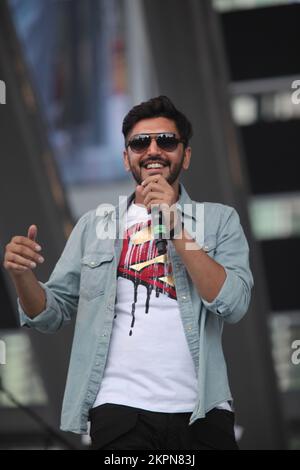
[144,162,166,169]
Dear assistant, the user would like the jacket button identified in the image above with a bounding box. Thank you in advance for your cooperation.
[182,296,187,300]
[90,261,95,266]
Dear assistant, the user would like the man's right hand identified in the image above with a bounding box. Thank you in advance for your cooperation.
[3,225,45,277]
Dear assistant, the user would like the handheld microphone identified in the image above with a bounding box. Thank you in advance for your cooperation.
[153,210,168,255]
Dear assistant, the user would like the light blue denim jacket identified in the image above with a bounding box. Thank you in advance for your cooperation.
[19,184,253,434]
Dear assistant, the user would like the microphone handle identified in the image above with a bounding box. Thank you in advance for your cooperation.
[154,211,168,255]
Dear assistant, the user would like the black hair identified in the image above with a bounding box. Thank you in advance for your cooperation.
[122,95,193,147]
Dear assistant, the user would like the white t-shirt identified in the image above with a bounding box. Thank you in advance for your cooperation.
[94,203,231,413]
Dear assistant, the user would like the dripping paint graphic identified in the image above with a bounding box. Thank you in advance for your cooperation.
[117,219,177,335]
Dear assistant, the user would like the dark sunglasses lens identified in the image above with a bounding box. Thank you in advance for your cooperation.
[157,136,178,151]
[129,136,151,152]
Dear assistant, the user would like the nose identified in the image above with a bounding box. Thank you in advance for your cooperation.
[147,137,161,155]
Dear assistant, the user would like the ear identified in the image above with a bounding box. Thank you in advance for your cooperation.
[182,146,191,170]
[123,150,131,172]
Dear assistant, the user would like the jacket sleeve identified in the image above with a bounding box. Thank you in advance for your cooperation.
[18,212,90,333]
[202,206,254,324]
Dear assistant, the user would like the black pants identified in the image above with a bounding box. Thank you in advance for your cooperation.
[89,403,239,450]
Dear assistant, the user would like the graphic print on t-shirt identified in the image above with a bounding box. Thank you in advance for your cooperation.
[117,218,177,335]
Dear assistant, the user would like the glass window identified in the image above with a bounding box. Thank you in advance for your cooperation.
[9,0,131,185]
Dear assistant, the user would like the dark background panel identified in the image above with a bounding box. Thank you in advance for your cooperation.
[0,266,17,329]
[261,238,300,311]
[241,120,300,195]
[221,5,300,81]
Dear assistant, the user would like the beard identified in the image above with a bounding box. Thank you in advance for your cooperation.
[129,152,185,185]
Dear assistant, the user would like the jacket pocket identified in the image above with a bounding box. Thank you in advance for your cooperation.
[80,252,114,301]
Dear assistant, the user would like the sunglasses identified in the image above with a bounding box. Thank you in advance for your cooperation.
[126,133,184,153]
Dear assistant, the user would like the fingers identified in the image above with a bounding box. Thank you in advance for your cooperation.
[27,224,37,241]
[141,181,163,197]
[4,244,44,273]
[141,180,168,206]
[4,261,29,273]
[143,191,164,207]
[5,252,38,270]
[141,176,173,204]
[8,243,44,264]
[137,175,176,212]
[3,228,44,276]
[12,235,41,252]
[136,181,164,207]
[141,175,168,188]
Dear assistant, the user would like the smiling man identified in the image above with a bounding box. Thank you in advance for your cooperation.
[3,96,253,450]
[123,116,189,186]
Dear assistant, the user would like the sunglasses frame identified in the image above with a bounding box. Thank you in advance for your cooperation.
[126,132,185,153]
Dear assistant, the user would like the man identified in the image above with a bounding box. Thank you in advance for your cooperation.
[3,96,253,450]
